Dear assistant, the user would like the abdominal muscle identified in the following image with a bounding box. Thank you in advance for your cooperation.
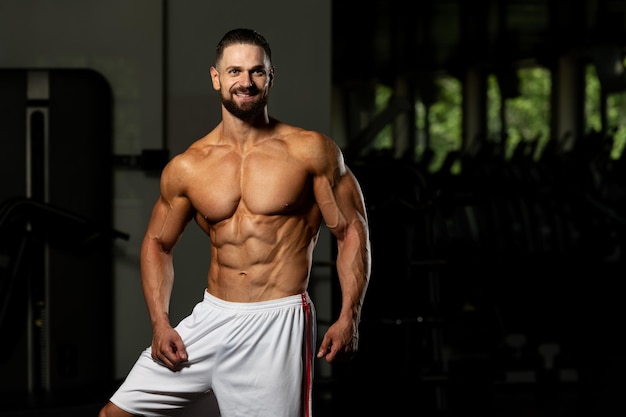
[201,209,321,303]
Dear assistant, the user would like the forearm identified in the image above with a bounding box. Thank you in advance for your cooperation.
[316,218,370,362]
[140,235,175,329]
[335,218,371,323]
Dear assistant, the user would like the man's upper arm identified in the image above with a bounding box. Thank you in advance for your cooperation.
[312,136,368,237]
[145,156,195,252]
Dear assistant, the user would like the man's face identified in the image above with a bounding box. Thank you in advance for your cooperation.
[211,44,273,121]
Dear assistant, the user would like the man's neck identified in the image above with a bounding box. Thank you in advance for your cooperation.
[220,109,274,144]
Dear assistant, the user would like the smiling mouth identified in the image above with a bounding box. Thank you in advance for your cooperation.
[234,86,259,97]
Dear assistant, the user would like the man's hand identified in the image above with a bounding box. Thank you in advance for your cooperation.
[151,324,188,371]
[316,317,359,363]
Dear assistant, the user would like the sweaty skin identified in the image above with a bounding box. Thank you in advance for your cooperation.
[99,40,370,417]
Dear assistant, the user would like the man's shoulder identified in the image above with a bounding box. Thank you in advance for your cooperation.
[272,121,331,146]
[270,122,343,173]
[164,136,216,173]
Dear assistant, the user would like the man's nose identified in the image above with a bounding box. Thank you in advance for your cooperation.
[243,73,254,87]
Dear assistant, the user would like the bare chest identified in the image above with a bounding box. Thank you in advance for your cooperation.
[188,150,312,223]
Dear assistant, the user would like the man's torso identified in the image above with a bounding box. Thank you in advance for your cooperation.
[181,123,325,301]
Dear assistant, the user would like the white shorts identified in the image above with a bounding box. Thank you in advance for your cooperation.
[110,290,316,417]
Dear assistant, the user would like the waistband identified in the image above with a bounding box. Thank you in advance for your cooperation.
[203,289,311,312]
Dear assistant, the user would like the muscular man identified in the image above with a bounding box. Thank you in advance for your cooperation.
[99,28,370,417]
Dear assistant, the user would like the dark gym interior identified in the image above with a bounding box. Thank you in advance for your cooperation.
[327,1,626,416]
[2,1,626,416]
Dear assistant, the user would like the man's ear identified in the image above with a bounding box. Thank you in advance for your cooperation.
[268,66,275,88]
[210,66,220,90]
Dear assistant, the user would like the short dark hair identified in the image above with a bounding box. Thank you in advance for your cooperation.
[215,28,272,66]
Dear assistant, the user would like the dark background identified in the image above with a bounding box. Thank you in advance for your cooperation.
[328,1,626,415]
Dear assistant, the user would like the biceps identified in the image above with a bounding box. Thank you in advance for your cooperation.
[146,196,193,251]
[317,171,367,237]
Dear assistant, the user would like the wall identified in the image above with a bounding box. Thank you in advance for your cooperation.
[0,0,332,380]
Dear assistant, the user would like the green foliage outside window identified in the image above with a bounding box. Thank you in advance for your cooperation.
[503,67,551,161]
[371,61,626,172]
[426,76,462,172]
[608,93,626,159]
[373,84,394,149]
[586,64,626,159]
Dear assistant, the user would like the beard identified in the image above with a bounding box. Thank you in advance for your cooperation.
[221,88,268,122]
